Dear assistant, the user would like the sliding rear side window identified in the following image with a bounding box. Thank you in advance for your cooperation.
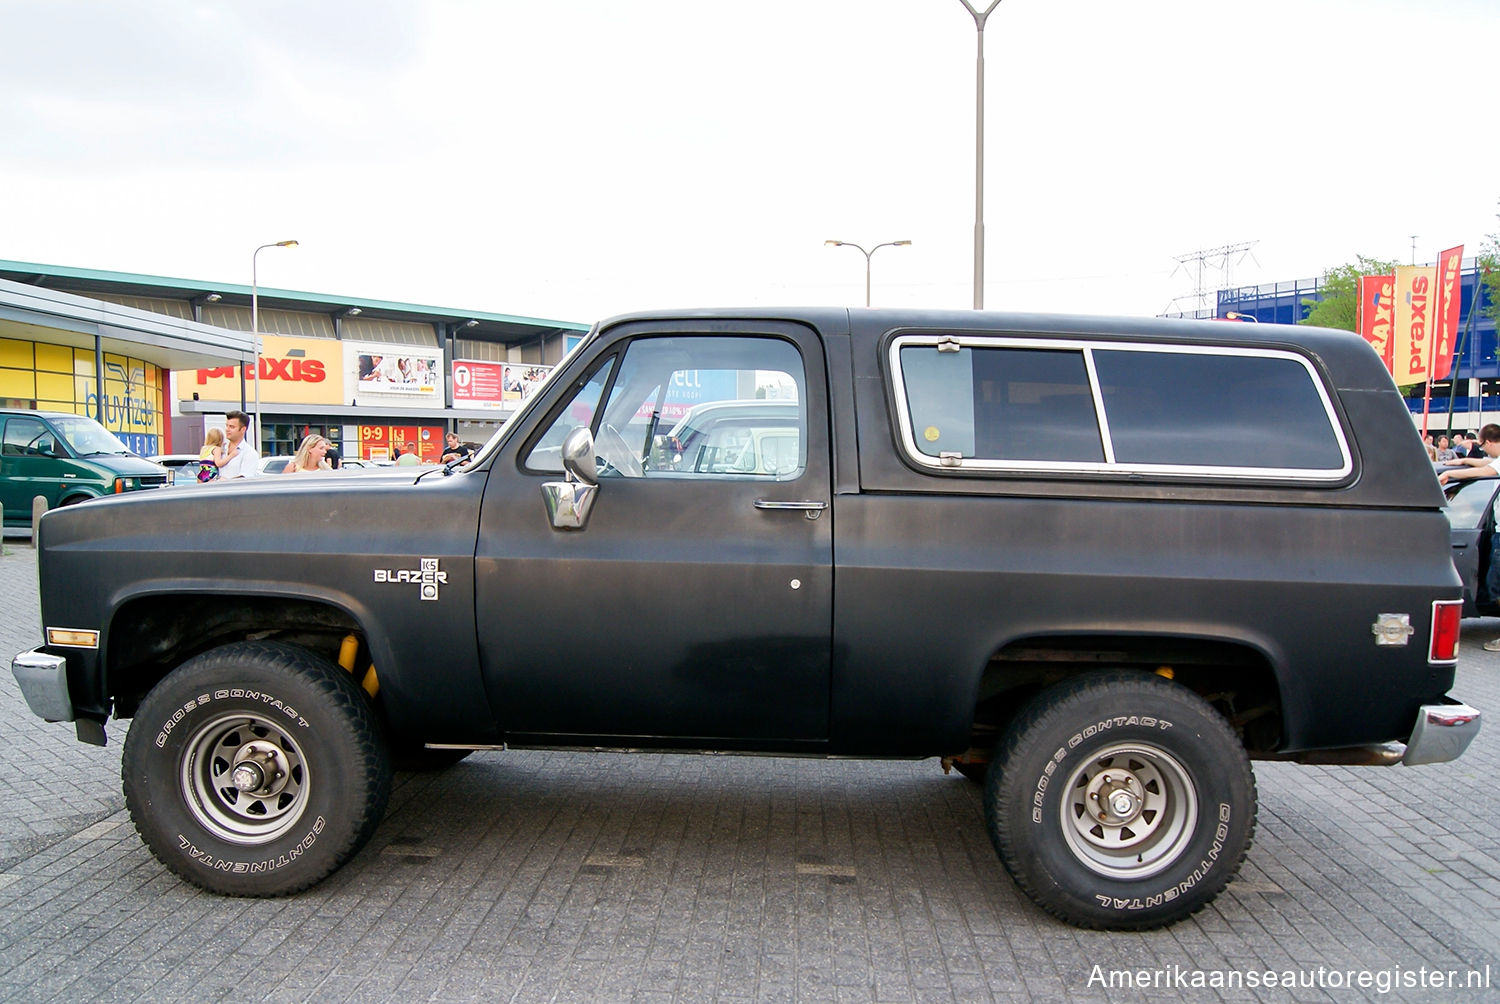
[891,335,1351,481]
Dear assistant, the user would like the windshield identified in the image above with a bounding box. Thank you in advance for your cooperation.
[52,415,132,456]
[1444,477,1500,529]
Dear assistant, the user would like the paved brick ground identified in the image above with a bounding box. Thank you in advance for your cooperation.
[1,541,1498,1002]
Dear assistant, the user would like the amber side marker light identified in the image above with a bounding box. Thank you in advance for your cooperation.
[47,628,100,648]
[1429,600,1463,663]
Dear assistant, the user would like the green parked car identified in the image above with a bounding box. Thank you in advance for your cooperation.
[0,410,168,527]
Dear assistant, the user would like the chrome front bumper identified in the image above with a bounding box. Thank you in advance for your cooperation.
[1402,701,1481,766]
[11,649,73,722]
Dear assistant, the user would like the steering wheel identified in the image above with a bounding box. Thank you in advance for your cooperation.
[596,423,644,478]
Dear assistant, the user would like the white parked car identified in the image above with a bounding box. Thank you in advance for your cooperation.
[147,454,216,487]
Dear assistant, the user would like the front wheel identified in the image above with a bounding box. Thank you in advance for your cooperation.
[985,671,1256,930]
[122,641,391,896]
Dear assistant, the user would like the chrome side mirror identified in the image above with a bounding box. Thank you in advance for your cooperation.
[541,427,599,530]
[560,426,598,486]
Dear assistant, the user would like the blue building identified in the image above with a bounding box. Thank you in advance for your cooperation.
[1212,261,1496,434]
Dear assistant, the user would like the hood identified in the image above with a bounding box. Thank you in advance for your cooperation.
[80,453,169,476]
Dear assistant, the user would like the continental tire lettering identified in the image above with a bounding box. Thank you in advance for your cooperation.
[1038,718,1174,823]
[1091,802,1233,910]
[176,816,327,873]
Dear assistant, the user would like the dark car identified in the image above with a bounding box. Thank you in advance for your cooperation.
[11,307,1481,931]
[1444,475,1500,616]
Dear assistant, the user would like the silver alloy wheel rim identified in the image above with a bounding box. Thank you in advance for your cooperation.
[1059,742,1197,880]
[180,712,310,844]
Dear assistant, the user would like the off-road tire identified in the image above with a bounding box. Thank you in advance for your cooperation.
[122,640,391,896]
[985,670,1256,930]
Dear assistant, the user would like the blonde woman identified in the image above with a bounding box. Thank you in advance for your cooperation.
[283,434,331,474]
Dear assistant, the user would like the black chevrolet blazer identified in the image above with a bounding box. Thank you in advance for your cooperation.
[12,307,1479,930]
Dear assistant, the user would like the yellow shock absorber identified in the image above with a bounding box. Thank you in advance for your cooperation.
[338,634,359,672]
[337,633,381,698]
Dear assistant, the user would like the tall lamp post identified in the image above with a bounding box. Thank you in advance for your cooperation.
[251,240,298,451]
[957,0,1004,310]
[825,239,912,306]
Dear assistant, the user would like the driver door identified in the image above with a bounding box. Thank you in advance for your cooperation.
[1446,477,1500,616]
[0,415,66,519]
[474,321,832,746]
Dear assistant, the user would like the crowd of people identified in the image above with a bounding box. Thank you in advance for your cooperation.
[1433,426,1500,485]
[198,420,476,480]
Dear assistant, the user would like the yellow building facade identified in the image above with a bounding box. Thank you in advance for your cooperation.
[0,338,165,455]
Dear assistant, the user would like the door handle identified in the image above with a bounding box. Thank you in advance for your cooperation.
[754,499,828,520]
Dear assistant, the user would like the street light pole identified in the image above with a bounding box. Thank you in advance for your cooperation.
[958,0,1004,310]
[825,240,913,306]
[251,240,298,452]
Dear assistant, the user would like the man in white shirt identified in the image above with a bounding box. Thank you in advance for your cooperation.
[219,410,261,478]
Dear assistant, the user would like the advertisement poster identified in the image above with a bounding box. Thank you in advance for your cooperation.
[502,363,552,402]
[451,359,506,410]
[345,341,442,407]
[357,424,444,462]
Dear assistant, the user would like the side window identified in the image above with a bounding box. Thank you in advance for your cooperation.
[1092,349,1346,470]
[3,418,48,457]
[524,356,617,473]
[900,346,1103,462]
[596,335,806,480]
[892,334,1350,480]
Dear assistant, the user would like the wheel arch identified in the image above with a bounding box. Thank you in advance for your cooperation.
[956,631,1287,764]
[102,582,394,719]
[57,488,104,507]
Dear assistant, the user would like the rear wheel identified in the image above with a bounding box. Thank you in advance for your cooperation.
[985,671,1256,930]
[122,641,391,896]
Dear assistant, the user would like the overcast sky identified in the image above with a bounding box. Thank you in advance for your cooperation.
[3,0,1497,326]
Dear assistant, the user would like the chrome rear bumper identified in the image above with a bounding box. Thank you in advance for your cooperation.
[1268,700,1480,767]
[1402,701,1481,766]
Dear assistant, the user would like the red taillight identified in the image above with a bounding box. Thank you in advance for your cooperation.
[1430,600,1462,663]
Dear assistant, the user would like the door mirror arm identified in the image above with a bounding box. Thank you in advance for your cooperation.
[542,427,600,530]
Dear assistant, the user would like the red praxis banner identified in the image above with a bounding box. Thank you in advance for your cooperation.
[1359,274,1395,374]
[1431,246,1464,381]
